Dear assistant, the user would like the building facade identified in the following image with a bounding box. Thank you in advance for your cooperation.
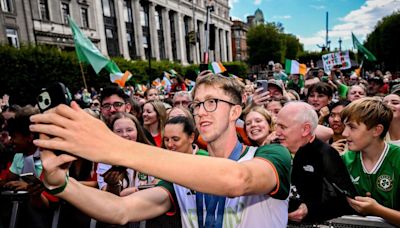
[231,20,247,61]
[0,0,232,65]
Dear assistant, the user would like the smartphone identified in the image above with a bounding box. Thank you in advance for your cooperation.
[199,63,209,72]
[256,80,268,93]
[332,182,355,199]
[138,184,155,191]
[37,82,72,112]
[20,173,43,186]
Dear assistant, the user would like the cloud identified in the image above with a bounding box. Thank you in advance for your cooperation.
[229,0,239,9]
[272,15,292,19]
[254,0,262,5]
[300,0,400,51]
[310,5,326,10]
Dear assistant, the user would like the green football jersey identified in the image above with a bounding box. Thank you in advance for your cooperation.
[342,143,400,210]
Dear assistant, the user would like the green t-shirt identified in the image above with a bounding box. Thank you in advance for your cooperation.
[342,143,400,210]
[337,83,349,99]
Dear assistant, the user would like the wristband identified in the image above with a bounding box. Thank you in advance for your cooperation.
[45,174,69,195]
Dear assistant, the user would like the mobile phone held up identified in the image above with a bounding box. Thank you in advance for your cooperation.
[332,182,355,199]
[37,82,72,113]
[256,80,268,94]
[199,63,209,73]
[37,82,72,155]
[20,173,43,186]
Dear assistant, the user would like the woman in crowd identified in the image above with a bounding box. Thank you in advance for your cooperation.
[383,92,400,146]
[266,97,287,122]
[97,112,154,197]
[307,82,333,113]
[142,101,167,147]
[163,116,205,155]
[244,106,275,146]
[167,106,193,120]
[144,88,160,101]
[347,84,367,102]
[327,100,350,154]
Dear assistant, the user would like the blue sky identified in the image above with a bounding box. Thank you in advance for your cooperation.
[229,0,400,51]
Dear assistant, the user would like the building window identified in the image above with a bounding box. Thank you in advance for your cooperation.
[61,2,70,24]
[140,4,150,59]
[123,0,132,23]
[155,8,165,59]
[40,0,49,20]
[102,0,115,17]
[184,16,192,63]
[124,0,137,58]
[169,11,177,61]
[6,28,19,48]
[1,0,12,12]
[81,8,89,27]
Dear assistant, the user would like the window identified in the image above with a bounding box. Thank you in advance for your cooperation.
[106,28,113,38]
[156,8,165,59]
[123,0,132,22]
[39,0,49,20]
[81,8,89,27]
[140,5,148,27]
[102,0,115,17]
[1,0,12,12]
[61,2,70,24]
[6,28,19,48]
[169,11,177,61]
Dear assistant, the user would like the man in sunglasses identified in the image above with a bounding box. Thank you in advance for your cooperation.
[30,73,291,227]
[99,86,131,123]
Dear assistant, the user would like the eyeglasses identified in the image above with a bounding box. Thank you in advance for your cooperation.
[173,100,191,107]
[91,102,100,107]
[190,98,237,115]
[101,102,125,111]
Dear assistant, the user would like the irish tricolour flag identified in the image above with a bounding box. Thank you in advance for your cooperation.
[285,59,307,75]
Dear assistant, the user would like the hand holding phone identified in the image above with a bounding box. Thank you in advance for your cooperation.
[19,173,43,186]
[332,182,355,199]
[199,63,209,73]
[256,80,268,94]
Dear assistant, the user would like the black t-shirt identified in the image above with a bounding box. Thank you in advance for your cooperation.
[291,138,356,222]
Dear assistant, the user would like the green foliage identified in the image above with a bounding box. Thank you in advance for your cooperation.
[365,11,400,71]
[247,23,303,66]
[0,45,249,105]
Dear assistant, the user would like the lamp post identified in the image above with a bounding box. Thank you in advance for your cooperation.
[203,1,214,63]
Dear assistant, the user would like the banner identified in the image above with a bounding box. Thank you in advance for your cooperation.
[321,51,351,74]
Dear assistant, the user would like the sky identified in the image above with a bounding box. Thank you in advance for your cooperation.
[229,0,400,51]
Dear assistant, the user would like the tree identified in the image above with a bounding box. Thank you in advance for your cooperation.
[284,34,303,60]
[365,11,400,72]
[247,24,283,66]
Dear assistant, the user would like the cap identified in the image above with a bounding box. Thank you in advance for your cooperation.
[267,79,284,93]
[391,84,400,96]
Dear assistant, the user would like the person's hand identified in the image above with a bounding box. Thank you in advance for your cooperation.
[30,102,122,163]
[331,139,347,154]
[102,170,124,186]
[120,187,138,197]
[27,182,46,196]
[288,203,308,222]
[347,194,379,215]
[252,88,270,106]
[319,106,330,119]
[265,131,278,145]
[4,180,28,191]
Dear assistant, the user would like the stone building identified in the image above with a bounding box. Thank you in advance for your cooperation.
[0,0,232,65]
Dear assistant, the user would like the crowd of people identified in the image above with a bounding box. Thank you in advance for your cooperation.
[0,64,399,228]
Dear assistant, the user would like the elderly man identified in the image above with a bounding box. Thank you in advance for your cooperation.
[172,91,192,108]
[275,102,356,223]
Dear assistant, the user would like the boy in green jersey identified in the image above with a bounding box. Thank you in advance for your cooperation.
[341,97,400,226]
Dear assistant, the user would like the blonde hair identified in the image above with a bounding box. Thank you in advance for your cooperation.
[144,100,167,136]
[341,97,392,139]
[243,106,274,132]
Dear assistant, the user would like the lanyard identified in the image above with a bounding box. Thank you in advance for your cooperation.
[196,141,243,228]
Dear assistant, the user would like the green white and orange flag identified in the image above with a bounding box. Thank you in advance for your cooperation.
[68,16,131,87]
[210,62,227,74]
[285,59,307,75]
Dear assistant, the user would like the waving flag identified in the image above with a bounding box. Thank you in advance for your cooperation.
[68,16,131,87]
[285,59,307,75]
[352,33,377,62]
[210,62,227,74]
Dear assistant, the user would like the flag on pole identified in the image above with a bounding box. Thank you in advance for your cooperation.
[210,62,227,74]
[285,59,307,75]
[68,16,131,87]
[352,33,377,62]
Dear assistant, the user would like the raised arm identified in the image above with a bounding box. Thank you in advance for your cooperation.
[31,103,284,197]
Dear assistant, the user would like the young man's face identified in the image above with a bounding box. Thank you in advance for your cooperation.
[342,120,376,151]
[101,95,130,120]
[193,84,235,143]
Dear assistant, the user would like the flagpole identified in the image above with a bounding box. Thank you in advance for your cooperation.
[79,62,88,90]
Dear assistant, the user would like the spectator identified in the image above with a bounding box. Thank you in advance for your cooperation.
[327,100,350,154]
[144,88,160,101]
[31,73,292,227]
[347,85,367,102]
[273,63,288,82]
[172,91,192,108]
[275,102,356,223]
[383,92,400,146]
[142,101,167,147]
[341,98,400,227]
[367,77,384,96]
[244,106,274,146]
[99,86,132,123]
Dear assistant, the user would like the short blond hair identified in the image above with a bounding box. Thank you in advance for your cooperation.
[341,97,392,139]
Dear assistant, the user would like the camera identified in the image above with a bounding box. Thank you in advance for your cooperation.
[37,82,72,112]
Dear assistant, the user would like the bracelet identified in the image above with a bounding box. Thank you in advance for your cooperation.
[45,174,69,195]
